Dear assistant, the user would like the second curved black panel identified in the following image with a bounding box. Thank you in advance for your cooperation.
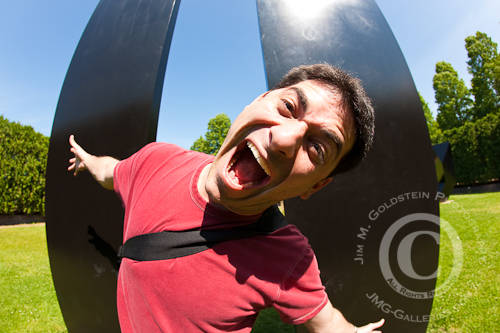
[257,1,439,332]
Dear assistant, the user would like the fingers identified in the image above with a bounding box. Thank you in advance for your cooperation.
[367,318,384,330]
[373,318,384,328]
[69,134,80,149]
[68,135,85,176]
[69,135,79,156]
[68,157,83,176]
[358,319,385,332]
[69,134,87,157]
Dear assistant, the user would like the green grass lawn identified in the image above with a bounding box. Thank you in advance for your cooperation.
[0,192,498,332]
[426,192,499,332]
[0,224,66,333]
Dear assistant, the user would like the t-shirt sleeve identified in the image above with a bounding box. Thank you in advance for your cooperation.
[113,142,160,206]
[273,247,328,325]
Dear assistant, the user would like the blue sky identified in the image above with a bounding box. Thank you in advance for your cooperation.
[1,0,499,149]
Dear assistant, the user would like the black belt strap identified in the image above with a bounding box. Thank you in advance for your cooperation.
[118,205,287,261]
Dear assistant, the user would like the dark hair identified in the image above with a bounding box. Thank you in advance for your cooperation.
[274,63,375,176]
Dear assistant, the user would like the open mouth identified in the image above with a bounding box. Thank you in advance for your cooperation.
[227,141,271,188]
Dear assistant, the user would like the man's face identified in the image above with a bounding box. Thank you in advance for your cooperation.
[203,79,356,215]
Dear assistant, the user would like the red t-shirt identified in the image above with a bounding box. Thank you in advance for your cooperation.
[114,142,327,332]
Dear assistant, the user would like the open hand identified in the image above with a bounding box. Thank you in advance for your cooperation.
[68,135,92,176]
[356,319,385,333]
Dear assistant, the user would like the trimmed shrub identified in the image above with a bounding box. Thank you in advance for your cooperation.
[0,115,49,215]
[443,112,500,184]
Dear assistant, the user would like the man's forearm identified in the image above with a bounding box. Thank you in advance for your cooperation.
[304,301,356,333]
[304,299,384,333]
[84,155,119,190]
[329,307,357,333]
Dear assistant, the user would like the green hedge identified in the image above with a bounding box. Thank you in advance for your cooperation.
[0,116,49,215]
[443,112,500,184]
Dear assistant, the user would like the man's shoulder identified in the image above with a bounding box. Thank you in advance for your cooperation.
[268,224,313,253]
[141,142,202,156]
[115,142,213,191]
[131,142,212,164]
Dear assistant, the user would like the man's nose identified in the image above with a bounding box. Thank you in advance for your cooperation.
[269,120,307,158]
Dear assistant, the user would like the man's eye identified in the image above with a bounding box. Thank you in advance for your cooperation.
[312,142,321,153]
[281,99,295,116]
[310,142,325,164]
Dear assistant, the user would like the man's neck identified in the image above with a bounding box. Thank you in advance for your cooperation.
[197,163,214,204]
[197,163,267,216]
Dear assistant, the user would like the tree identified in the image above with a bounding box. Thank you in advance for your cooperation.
[418,92,442,144]
[494,53,500,96]
[190,113,231,155]
[442,112,500,184]
[465,31,499,118]
[431,32,500,184]
[433,61,473,130]
[0,115,49,215]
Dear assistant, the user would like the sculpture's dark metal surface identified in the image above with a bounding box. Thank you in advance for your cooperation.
[432,142,456,198]
[256,1,439,332]
[45,1,180,331]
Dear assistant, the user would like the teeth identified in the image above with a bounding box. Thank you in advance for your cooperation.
[247,142,271,176]
[228,157,236,170]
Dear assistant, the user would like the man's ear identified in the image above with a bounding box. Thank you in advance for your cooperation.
[299,177,333,200]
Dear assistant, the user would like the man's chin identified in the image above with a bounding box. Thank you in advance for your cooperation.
[218,195,277,216]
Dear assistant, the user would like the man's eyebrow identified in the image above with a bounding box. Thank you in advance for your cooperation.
[290,87,308,111]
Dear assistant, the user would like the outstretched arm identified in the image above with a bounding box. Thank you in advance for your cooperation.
[67,135,119,190]
[303,300,384,333]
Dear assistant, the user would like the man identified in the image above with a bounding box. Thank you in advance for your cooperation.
[68,64,384,332]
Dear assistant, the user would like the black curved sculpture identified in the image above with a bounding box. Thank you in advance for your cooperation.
[46,1,180,331]
[257,1,438,332]
[46,1,438,332]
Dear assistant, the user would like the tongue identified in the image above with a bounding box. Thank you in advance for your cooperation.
[232,146,268,184]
